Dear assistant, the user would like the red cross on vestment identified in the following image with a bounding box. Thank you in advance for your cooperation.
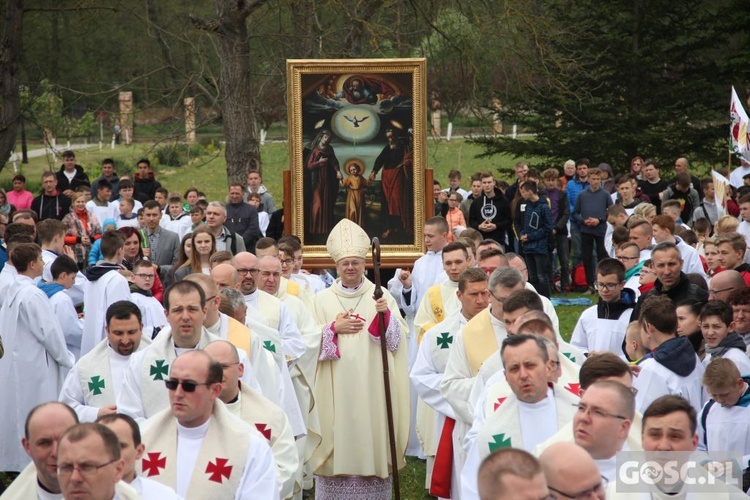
[350,313,366,322]
[255,423,272,441]
[493,397,507,412]
[206,457,233,483]
[565,383,581,396]
[142,452,166,477]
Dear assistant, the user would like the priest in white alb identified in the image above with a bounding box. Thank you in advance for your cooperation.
[59,300,150,422]
[139,349,278,499]
[311,218,410,499]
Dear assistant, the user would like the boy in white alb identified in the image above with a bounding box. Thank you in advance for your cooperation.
[129,260,168,339]
[38,254,84,359]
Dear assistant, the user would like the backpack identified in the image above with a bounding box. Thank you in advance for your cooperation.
[572,264,588,291]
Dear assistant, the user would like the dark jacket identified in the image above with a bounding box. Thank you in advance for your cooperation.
[266,209,284,241]
[133,173,162,201]
[56,165,90,193]
[31,191,72,221]
[598,288,636,319]
[546,188,570,236]
[90,173,120,201]
[225,202,262,253]
[469,188,512,246]
[634,272,708,318]
[520,196,553,254]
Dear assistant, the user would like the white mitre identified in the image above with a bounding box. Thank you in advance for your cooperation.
[326,218,370,263]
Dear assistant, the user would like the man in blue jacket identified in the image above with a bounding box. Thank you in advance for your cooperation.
[519,180,553,298]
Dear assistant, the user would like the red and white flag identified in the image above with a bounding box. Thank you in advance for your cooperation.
[730,86,750,161]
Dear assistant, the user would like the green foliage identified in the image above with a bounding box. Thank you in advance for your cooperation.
[477,0,740,171]
[153,143,209,168]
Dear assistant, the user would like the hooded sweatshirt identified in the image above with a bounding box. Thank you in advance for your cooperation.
[634,336,705,414]
[31,190,72,221]
[56,164,90,193]
[84,262,121,282]
[468,187,512,245]
[133,173,162,202]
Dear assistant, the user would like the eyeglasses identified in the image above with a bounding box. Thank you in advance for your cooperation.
[615,255,639,262]
[489,291,507,304]
[280,259,294,266]
[709,286,735,296]
[236,268,259,275]
[548,477,608,499]
[134,273,155,280]
[594,282,622,291]
[164,378,214,392]
[574,403,627,420]
[57,459,118,477]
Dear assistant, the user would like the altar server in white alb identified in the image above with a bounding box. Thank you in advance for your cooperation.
[410,267,489,498]
[98,412,181,499]
[205,340,300,499]
[311,218,410,499]
[81,230,131,355]
[139,350,278,499]
[129,260,168,339]
[38,254,85,359]
[0,243,75,473]
[38,218,87,307]
[698,358,750,460]
[461,334,579,500]
[59,300,150,422]
[634,295,706,415]
[413,241,472,340]
[118,280,254,421]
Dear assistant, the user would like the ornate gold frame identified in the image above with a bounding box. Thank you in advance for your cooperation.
[286,58,427,268]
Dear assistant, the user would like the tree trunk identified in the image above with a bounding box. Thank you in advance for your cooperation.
[0,0,23,173]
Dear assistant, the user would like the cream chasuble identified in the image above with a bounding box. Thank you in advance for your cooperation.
[311,278,410,479]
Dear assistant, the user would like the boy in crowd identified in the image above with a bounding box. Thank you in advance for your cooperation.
[117,178,143,214]
[542,168,570,292]
[700,300,750,372]
[571,258,635,356]
[86,179,118,223]
[160,195,192,238]
[716,232,750,287]
[624,321,648,364]
[190,205,205,229]
[248,193,270,236]
[662,199,691,231]
[154,187,169,212]
[572,167,612,292]
[692,178,719,227]
[117,198,139,229]
[614,174,642,214]
[442,169,469,199]
[38,254,84,359]
[518,180,553,298]
[128,260,167,339]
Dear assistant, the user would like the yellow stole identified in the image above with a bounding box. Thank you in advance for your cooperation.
[418,285,446,344]
[225,315,252,358]
[463,309,502,376]
[285,279,302,298]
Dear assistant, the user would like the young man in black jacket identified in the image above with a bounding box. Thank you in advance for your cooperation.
[542,169,570,291]
[468,172,512,248]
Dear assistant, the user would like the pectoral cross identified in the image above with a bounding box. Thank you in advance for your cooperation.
[350,312,366,322]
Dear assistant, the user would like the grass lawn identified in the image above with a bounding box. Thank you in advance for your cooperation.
[0,136,589,498]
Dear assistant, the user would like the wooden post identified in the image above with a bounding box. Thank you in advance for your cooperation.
[119,92,134,145]
[283,170,292,236]
[184,97,197,144]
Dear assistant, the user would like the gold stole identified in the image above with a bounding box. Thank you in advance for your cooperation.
[226,315,252,359]
[463,309,502,376]
[417,284,445,344]
[285,279,301,298]
[139,401,251,498]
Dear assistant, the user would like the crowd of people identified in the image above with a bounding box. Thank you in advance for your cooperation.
[2,151,750,499]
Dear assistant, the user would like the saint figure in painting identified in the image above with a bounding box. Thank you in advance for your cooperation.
[305,129,342,236]
[340,160,370,226]
[369,129,413,239]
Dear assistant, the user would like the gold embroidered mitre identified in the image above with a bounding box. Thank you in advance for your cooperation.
[326,218,370,262]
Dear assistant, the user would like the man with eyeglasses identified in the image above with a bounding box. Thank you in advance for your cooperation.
[541,442,606,500]
[59,301,150,424]
[411,268,489,498]
[139,350,277,499]
[460,334,580,499]
[128,260,167,339]
[204,340,298,499]
[617,242,644,299]
[119,281,250,422]
[55,423,141,500]
[477,448,552,500]
[728,288,750,349]
[571,258,635,357]
[234,252,306,372]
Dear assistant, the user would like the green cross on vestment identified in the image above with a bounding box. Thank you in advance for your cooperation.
[88,376,105,395]
[263,340,277,353]
[489,433,512,453]
[563,352,577,364]
[150,359,169,381]
[436,332,453,349]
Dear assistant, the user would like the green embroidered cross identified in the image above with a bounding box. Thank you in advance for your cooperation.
[563,352,577,364]
[88,376,105,395]
[489,433,512,452]
[436,332,453,349]
[150,359,169,381]
[263,341,277,353]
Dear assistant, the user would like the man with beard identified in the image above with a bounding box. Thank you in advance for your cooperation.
[370,129,413,239]
[60,301,151,422]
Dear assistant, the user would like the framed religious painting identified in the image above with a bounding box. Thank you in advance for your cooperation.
[286,58,427,268]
